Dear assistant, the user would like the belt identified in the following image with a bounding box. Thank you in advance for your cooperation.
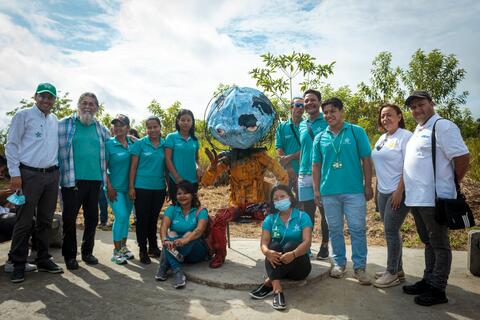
[20,163,58,173]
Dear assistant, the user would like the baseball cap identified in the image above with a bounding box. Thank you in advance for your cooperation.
[35,83,57,97]
[405,90,432,107]
[111,114,130,126]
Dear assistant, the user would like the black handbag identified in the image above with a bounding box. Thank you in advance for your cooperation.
[432,119,475,229]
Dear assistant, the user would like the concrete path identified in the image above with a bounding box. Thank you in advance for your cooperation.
[1,230,479,320]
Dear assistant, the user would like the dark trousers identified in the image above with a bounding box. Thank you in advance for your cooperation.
[134,188,166,252]
[167,177,198,204]
[10,167,59,266]
[98,188,108,224]
[411,207,452,290]
[265,241,311,281]
[61,180,101,259]
[0,212,16,243]
[300,200,329,244]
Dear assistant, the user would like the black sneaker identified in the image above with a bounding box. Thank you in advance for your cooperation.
[65,258,79,270]
[37,259,64,274]
[82,254,99,265]
[249,283,273,300]
[139,252,151,264]
[403,279,430,295]
[11,267,25,283]
[272,291,286,310]
[414,287,448,306]
[148,246,161,258]
[316,244,329,260]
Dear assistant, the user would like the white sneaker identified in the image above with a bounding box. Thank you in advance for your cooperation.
[375,270,405,282]
[4,261,37,273]
[353,268,371,285]
[329,265,346,278]
[373,272,400,288]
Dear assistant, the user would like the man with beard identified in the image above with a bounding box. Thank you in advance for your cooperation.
[58,92,110,270]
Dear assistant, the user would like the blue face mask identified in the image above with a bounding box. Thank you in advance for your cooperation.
[7,191,25,206]
[274,198,291,211]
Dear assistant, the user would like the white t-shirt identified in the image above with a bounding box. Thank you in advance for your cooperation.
[403,114,469,207]
[372,128,412,194]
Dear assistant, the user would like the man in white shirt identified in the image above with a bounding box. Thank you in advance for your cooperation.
[5,83,64,283]
[402,91,470,306]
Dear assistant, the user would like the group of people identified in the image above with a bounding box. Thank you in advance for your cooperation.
[1,83,470,311]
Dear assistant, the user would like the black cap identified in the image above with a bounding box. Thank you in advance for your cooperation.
[111,114,130,126]
[405,90,432,107]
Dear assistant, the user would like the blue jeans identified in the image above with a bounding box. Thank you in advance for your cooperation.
[322,193,367,270]
[165,237,209,271]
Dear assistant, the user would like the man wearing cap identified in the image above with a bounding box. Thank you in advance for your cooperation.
[5,83,63,283]
[402,90,470,306]
[58,92,110,270]
[275,97,304,193]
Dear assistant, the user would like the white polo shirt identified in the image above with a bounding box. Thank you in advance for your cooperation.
[403,114,469,207]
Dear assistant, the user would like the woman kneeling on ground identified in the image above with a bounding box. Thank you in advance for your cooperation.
[250,184,313,310]
[155,180,209,288]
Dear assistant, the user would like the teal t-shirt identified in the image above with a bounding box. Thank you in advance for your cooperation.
[298,114,328,175]
[165,131,200,183]
[312,122,371,196]
[262,208,313,246]
[73,119,102,181]
[164,205,208,236]
[275,119,301,174]
[105,137,133,192]
[130,136,166,190]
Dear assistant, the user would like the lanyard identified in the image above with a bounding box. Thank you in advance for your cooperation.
[273,212,292,244]
[330,129,345,157]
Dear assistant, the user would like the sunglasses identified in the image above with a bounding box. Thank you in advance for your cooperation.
[376,137,388,151]
[291,103,304,108]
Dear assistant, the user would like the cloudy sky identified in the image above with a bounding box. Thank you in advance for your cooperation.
[1,0,479,128]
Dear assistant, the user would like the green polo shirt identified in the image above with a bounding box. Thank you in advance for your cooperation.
[73,119,102,181]
[164,205,208,237]
[105,137,133,193]
[262,208,312,246]
[165,131,200,183]
[275,119,301,174]
[130,136,166,190]
[298,114,328,175]
[312,122,371,196]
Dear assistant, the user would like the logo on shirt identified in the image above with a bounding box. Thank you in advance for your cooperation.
[293,224,300,232]
[35,131,42,138]
[343,137,351,144]
[143,152,152,156]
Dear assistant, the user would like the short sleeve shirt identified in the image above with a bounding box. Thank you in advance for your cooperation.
[164,205,208,236]
[105,137,133,192]
[275,119,301,174]
[403,114,469,207]
[73,119,102,181]
[262,208,312,246]
[371,128,412,194]
[165,131,200,183]
[298,114,328,175]
[312,122,371,196]
[130,136,166,190]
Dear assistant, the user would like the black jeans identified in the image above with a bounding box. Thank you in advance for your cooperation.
[61,180,101,259]
[134,188,166,252]
[10,167,59,266]
[265,241,311,281]
[167,177,198,204]
[300,200,329,244]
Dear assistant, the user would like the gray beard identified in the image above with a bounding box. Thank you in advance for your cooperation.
[79,112,94,126]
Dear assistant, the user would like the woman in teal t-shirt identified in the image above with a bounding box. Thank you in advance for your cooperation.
[129,116,167,264]
[155,181,209,289]
[165,109,201,203]
[250,185,313,310]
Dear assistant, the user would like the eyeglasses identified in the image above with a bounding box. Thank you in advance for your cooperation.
[376,137,388,151]
[291,103,304,108]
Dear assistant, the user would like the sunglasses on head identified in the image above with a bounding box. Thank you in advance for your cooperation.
[291,102,304,108]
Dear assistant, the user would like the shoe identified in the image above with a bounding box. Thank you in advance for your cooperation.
[139,251,151,264]
[11,267,25,283]
[119,246,135,260]
[148,246,161,258]
[373,271,400,288]
[37,259,64,274]
[375,270,406,282]
[249,283,273,300]
[4,261,37,273]
[403,279,430,295]
[316,244,329,260]
[354,269,371,285]
[173,270,186,289]
[329,265,346,278]
[99,222,110,230]
[414,287,448,306]
[65,258,79,270]
[272,292,287,310]
[82,254,99,265]
[155,250,168,281]
[111,249,128,265]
